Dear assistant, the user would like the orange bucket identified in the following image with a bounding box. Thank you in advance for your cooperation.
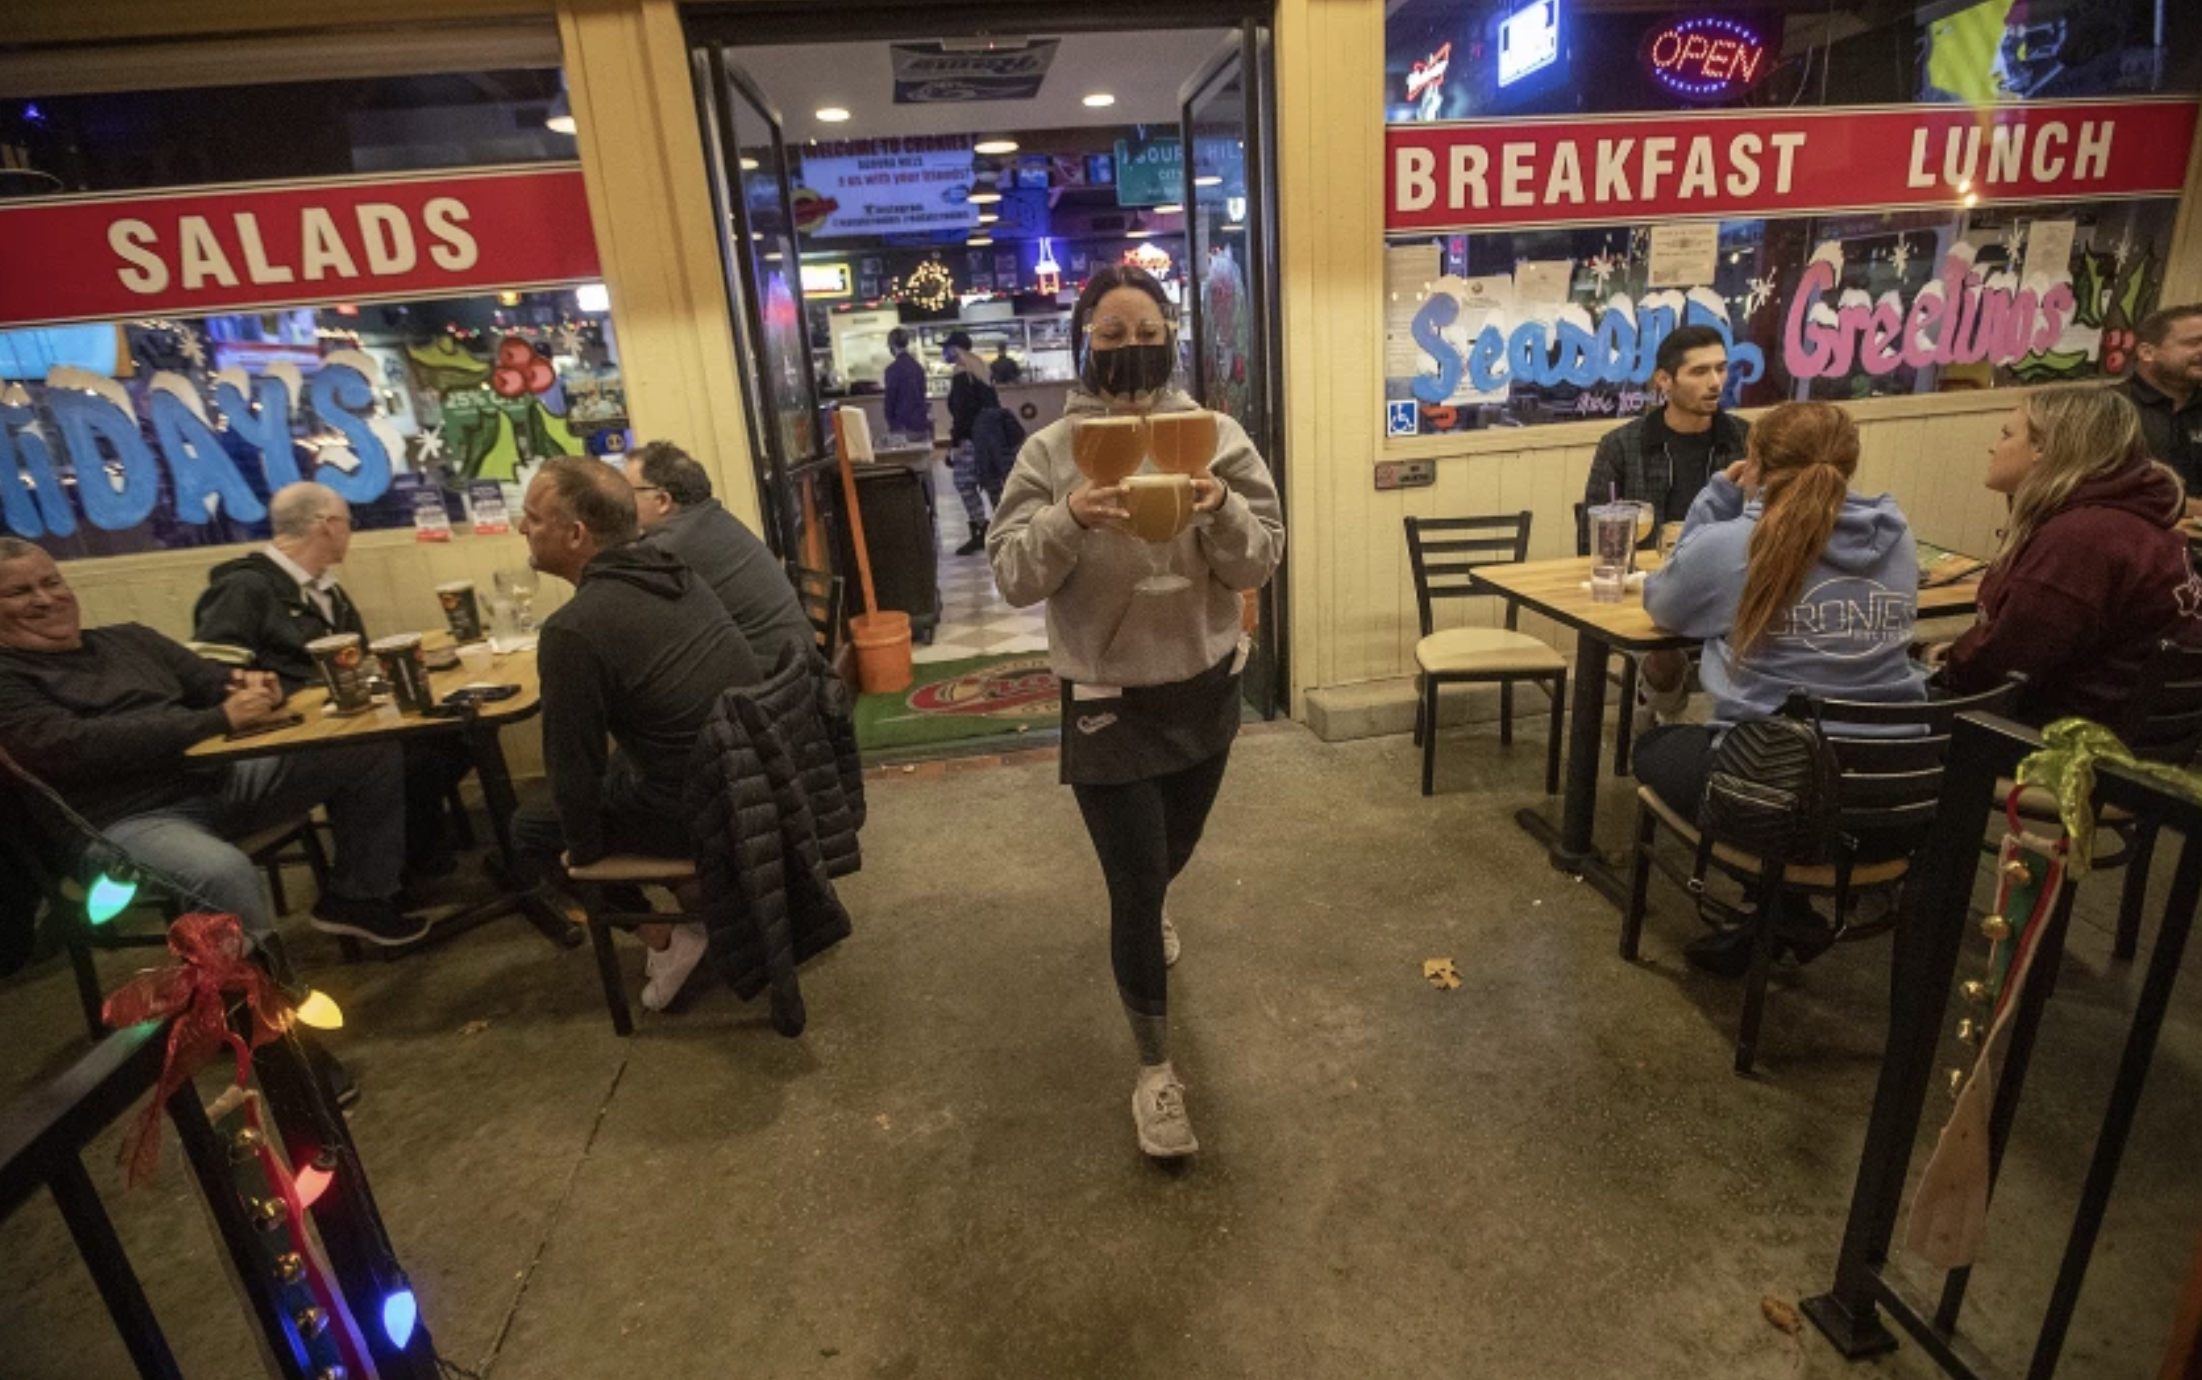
[849,610,913,694]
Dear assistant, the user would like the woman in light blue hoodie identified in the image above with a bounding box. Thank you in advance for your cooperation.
[1637,401,1926,966]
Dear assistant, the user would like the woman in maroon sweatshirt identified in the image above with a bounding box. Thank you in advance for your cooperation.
[1940,384,2202,728]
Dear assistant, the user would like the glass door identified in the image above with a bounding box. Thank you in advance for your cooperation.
[693,46,836,575]
[1182,22,1286,719]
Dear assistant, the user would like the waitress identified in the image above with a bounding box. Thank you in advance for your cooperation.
[988,265,1285,1161]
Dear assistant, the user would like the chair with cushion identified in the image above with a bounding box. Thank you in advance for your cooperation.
[561,853,701,1037]
[1995,639,2202,962]
[1622,677,2022,1074]
[1402,514,1567,797]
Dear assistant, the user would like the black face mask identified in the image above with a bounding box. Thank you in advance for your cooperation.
[1084,342,1174,398]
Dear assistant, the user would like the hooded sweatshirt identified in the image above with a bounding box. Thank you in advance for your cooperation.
[537,542,761,863]
[987,387,1285,688]
[1644,473,1926,727]
[1944,459,2202,728]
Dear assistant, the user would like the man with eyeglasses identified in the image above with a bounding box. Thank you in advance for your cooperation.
[624,441,815,672]
[195,481,470,882]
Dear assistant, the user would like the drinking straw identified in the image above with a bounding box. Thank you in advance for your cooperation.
[1609,482,1617,505]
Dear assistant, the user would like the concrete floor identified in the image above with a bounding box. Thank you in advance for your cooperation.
[1,721,2196,1378]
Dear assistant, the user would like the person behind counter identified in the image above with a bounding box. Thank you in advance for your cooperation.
[1932,384,2202,728]
[882,328,933,444]
[987,264,1285,1160]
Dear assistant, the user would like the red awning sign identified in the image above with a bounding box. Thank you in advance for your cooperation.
[0,164,601,328]
[1385,98,2199,234]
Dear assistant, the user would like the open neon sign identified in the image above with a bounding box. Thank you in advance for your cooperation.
[1641,16,1770,103]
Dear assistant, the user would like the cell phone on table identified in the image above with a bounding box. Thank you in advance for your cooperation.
[224,712,305,741]
[423,685,520,717]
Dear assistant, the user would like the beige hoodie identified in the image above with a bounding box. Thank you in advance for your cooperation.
[987,387,1285,687]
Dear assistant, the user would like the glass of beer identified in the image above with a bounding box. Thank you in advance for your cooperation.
[1071,415,1149,487]
[1147,409,1219,477]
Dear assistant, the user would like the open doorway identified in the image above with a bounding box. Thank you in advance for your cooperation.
[687,11,1284,760]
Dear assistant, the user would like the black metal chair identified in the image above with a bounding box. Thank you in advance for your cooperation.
[1994,639,2202,962]
[792,564,846,661]
[1622,677,2023,1074]
[1402,514,1567,797]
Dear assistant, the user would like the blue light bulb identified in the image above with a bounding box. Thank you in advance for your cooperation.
[382,1288,418,1349]
[87,873,138,925]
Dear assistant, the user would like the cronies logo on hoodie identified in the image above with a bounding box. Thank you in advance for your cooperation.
[1769,577,1915,660]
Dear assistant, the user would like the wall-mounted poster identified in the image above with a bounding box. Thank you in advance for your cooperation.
[795,136,976,238]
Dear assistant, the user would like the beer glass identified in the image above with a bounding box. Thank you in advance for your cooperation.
[1071,415,1148,486]
[1147,410,1219,477]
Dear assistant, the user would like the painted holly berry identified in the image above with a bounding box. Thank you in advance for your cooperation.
[491,335,557,398]
[2103,327,2134,375]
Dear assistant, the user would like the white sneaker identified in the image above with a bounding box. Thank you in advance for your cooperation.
[1161,914,1180,967]
[1132,1069,1198,1158]
[640,923,708,1012]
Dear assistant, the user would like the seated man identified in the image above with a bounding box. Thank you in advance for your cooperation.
[0,537,428,946]
[624,441,814,673]
[514,458,762,1010]
[193,481,472,878]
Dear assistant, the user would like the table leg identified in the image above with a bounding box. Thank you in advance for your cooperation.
[462,715,583,948]
[1514,632,1629,905]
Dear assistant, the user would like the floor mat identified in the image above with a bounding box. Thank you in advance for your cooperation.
[854,653,1060,753]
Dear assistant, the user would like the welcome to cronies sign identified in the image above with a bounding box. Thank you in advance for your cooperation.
[1385,97,2198,234]
[0,163,600,329]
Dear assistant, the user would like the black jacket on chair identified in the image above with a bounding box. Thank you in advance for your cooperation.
[684,648,866,1036]
[193,552,366,691]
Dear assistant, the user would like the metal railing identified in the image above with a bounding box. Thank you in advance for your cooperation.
[1804,712,2199,1380]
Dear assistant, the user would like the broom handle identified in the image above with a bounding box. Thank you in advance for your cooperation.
[831,409,881,615]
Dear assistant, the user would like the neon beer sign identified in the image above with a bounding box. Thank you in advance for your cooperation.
[1640,16,1770,103]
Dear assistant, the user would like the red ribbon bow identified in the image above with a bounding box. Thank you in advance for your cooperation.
[102,913,289,1187]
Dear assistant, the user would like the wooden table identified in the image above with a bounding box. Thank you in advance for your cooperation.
[1472,554,1984,905]
[188,639,571,946]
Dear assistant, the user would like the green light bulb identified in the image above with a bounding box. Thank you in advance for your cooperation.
[87,872,137,925]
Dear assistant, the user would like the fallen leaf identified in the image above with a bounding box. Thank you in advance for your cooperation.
[1422,958,1462,990]
[458,1019,491,1037]
[1760,1295,1801,1335]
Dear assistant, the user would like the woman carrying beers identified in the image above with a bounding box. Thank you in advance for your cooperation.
[989,265,1285,1160]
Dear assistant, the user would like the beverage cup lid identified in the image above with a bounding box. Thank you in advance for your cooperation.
[436,580,475,592]
[370,633,422,651]
[1589,502,1638,521]
[306,633,362,651]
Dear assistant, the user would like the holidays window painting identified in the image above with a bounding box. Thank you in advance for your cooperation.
[1380,0,2201,438]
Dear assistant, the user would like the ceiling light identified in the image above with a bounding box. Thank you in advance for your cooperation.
[975,138,1019,155]
[968,190,1002,204]
[1083,93,1116,108]
[977,213,999,224]
[1153,203,1183,215]
[1223,223,1245,232]
[1127,228,1155,239]
[545,84,575,136]
[739,156,760,171]
[575,282,610,313]
[816,107,851,123]
[967,236,995,247]
[1194,175,1222,187]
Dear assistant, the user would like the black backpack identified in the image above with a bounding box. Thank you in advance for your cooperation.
[1693,691,1844,881]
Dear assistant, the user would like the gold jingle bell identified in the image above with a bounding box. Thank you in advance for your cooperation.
[228,1127,264,1162]
[1961,980,1991,1005]
[2001,858,2032,883]
[1947,1068,1967,1099]
[294,1306,327,1339]
[275,1253,306,1284]
[1957,1018,1981,1044]
[1981,914,2012,943]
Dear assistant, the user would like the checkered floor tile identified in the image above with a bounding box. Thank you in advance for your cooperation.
[924,498,1053,659]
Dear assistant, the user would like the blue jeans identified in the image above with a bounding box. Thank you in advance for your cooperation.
[97,744,407,935]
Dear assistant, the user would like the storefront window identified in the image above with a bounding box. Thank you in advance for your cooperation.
[0,71,627,556]
[1378,0,2202,438]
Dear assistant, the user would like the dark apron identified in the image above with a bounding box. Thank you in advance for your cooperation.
[1058,652,1241,787]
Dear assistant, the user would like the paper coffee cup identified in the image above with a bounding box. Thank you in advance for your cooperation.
[437,580,483,642]
[307,633,374,714]
[370,633,432,714]
[1121,474,1196,544]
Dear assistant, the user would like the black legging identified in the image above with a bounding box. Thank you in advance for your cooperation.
[1071,747,1232,1018]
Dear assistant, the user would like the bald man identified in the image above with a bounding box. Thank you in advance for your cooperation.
[195,481,467,878]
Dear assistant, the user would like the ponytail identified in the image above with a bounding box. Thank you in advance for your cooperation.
[1726,402,1862,658]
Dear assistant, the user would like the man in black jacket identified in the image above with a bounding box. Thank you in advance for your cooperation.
[2117,304,2202,515]
[624,441,813,672]
[194,481,467,877]
[0,537,427,946]
[1581,325,1751,729]
[513,458,762,1010]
